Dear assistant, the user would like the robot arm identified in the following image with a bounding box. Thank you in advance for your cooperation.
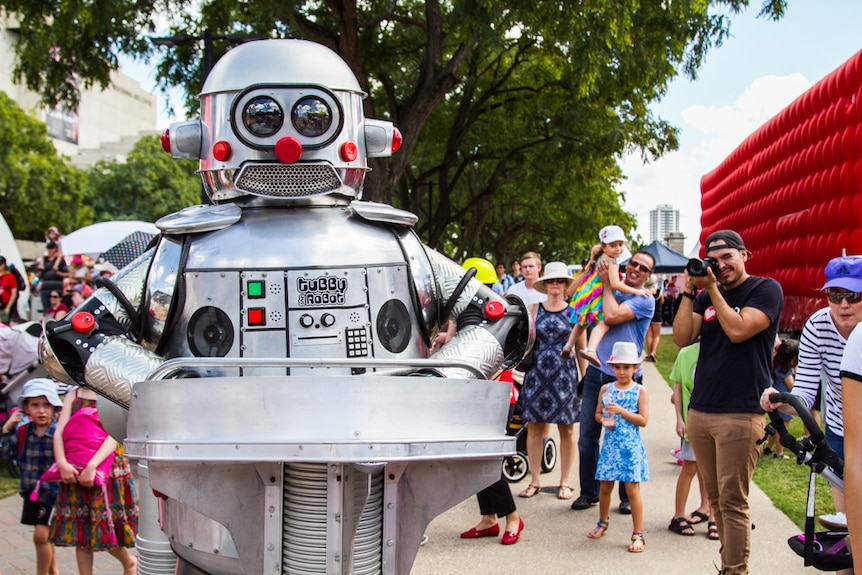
[39,249,166,409]
[425,249,533,379]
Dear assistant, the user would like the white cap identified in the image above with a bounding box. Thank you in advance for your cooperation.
[599,225,626,244]
[20,378,63,408]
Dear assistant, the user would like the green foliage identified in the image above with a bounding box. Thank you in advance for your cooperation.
[88,135,201,223]
[1,0,160,109]
[0,91,91,240]
[0,0,787,258]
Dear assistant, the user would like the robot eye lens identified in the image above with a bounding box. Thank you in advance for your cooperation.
[242,97,284,136]
[291,97,332,137]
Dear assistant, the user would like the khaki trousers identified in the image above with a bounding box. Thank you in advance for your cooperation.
[687,409,764,575]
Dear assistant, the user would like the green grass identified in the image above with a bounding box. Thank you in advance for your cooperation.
[653,336,835,531]
[0,461,19,499]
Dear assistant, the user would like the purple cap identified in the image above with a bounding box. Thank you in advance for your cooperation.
[822,256,862,292]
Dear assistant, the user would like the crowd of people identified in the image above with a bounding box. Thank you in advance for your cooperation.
[0,226,119,323]
[3,222,861,573]
[457,227,862,574]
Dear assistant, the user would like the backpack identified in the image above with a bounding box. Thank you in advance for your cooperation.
[9,265,25,291]
[17,423,27,457]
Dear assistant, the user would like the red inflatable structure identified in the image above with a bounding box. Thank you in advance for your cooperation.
[699,49,862,332]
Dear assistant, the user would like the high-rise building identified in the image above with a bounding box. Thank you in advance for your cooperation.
[649,204,679,244]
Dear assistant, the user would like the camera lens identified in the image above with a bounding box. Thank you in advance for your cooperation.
[686,258,705,276]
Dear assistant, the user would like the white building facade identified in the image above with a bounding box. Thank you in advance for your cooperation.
[0,18,157,165]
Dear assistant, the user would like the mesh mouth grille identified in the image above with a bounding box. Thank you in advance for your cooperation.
[236,164,342,197]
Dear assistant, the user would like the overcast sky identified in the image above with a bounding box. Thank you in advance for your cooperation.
[622,0,862,254]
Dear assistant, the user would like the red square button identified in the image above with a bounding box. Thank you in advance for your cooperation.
[248,308,266,326]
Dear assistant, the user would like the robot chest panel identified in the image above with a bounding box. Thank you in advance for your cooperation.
[173,264,419,374]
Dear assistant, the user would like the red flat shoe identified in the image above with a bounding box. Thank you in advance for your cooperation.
[460,523,500,539]
[501,518,524,545]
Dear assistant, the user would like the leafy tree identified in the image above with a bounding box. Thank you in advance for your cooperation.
[0,0,786,260]
[88,135,201,223]
[0,91,90,240]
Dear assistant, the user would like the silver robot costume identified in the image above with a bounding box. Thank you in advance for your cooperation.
[40,39,531,575]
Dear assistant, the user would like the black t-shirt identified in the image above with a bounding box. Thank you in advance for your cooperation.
[689,276,783,413]
[40,256,68,292]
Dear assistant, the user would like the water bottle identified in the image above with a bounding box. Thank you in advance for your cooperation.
[601,393,615,429]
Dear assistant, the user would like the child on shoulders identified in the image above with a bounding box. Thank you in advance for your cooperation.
[564,226,649,368]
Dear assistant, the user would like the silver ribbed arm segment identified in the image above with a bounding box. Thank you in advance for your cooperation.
[91,249,155,330]
[425,248,482,320]
[430,326,504,379]
[85,336,166,409]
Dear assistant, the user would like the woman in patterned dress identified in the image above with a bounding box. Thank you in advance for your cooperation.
[50,387,138,575]
[518,262,579,500]
[586,341,650,552]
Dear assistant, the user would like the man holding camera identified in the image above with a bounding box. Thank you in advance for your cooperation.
[673,230,783,575]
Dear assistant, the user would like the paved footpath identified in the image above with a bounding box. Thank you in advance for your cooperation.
[1,361,809,574]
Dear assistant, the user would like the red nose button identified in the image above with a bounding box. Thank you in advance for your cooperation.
[71,312,96,334]
[274,137,303,164]
[484,301,505,321]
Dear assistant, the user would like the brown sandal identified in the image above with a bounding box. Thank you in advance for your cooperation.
[518,484,541,498]
[558,485,574,500]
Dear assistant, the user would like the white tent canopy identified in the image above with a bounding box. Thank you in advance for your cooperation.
[61,221,159,258]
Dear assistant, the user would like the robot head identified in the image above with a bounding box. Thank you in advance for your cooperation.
[161,39,402,203]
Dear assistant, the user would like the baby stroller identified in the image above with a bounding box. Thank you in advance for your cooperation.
[766,392,851,571]
[501,370,558,482]
[0,321,47,478]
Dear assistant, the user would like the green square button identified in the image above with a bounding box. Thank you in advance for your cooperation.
[247,280,265,298]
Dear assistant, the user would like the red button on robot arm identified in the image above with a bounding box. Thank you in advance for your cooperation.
[484,300,505,321]
[71,312,96,334]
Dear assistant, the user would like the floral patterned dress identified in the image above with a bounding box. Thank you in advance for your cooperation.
[595,382,649,483]
[521,304,579,424]
[50,393,138,549]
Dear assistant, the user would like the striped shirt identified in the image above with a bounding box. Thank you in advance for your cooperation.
[0,421,59,505]
[791,307,848,436]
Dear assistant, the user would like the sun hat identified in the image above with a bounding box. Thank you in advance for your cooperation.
[821,256,862,292]
[94,261,119,274]
[705,229,751,256]
[598,225,626,245]
[20,378,63,408]
[606,341,642,365]
[533,261,574,294]
[72,254,84,265]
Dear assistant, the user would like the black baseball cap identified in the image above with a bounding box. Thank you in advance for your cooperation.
[705,230,751,256]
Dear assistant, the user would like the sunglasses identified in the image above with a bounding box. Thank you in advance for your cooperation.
[825,289,861,304]
[50,295,60,299]
[545,278,568,285]
[627,261,653,274]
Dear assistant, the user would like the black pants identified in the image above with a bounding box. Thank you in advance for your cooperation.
[476,476,517,517]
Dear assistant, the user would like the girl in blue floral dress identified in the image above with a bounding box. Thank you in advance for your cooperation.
[586,341,650,553]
